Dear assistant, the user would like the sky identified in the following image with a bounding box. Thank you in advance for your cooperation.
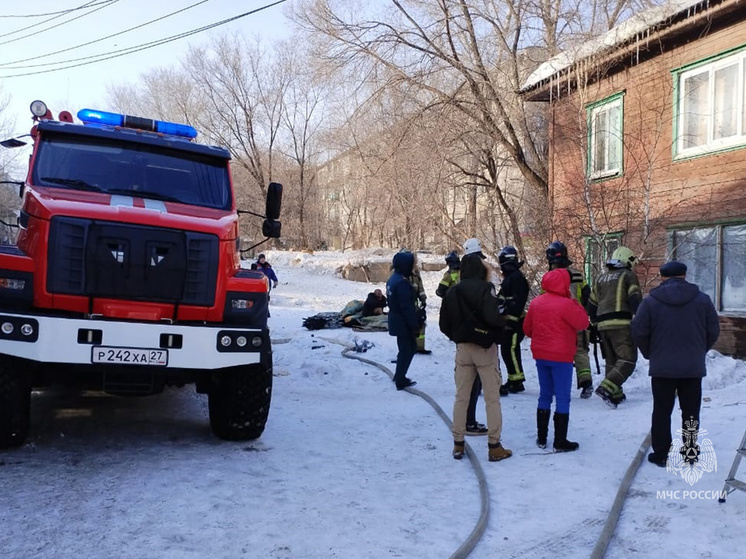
[0,0,294,132]
[2,248,746,558]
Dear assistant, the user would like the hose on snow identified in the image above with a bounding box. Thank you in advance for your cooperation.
[318,337,490,559]
[322,336,653,559]
[589,431,651,559]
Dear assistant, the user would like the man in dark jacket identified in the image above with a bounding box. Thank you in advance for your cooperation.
[387,251,419,390]
[497,246,530,396]
[439,253,512,462]
[436,249,486,435]
[630,261,720,467]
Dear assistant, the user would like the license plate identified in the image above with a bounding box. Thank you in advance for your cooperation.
[91,347,168,366]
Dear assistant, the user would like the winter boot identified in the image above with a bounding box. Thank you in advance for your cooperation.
[553,413,579,452]
[536,409,550,449]
[453,441,465,460]
[488,442,513,462]
[595,379,622,409]
[500,380,525,394]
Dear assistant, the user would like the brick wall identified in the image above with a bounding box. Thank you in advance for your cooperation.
[546,17,746,356]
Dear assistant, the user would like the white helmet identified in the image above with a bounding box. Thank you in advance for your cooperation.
[463,238,486,259]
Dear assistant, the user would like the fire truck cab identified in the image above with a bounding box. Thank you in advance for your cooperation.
[0,101,281,448]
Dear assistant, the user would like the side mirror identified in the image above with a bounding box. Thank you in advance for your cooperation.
[262,219,281,239]
[266,182,282,220]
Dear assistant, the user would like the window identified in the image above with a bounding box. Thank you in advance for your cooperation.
[675,47,746,158]
[669,224,746,313]
[584,233,622,286]
[587,93,624,180]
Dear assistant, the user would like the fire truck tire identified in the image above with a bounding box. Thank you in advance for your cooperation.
[0,361,31,449]
[208,364,272,441]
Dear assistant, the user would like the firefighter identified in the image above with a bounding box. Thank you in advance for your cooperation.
[436,251,461,298]
[410,254,431,355]
[497,246,530,395]
[587,246,642,408]
[546,241,594,398]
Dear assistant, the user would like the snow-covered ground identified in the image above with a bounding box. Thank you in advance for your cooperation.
[2,248,745,558]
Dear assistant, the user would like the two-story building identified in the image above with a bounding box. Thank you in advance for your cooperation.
[521,0,746,356]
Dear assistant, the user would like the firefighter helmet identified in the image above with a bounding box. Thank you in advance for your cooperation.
[498,246,519,266]
[463,238,486,259]
[609,246,636,269]
[445,251,460,268]
[546,241,569,265]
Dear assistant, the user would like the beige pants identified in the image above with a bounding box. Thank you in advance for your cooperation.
[452,343,503,445]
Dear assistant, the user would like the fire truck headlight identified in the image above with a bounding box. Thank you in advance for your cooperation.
[1,322,14,335]
[220,335,232,347]
[236,336,248,348]
[20,324,34,336]
[251,336,263,348]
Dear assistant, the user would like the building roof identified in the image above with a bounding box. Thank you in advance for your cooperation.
[520,0,713,96]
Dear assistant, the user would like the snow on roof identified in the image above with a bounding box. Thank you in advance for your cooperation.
[521,0,710,92]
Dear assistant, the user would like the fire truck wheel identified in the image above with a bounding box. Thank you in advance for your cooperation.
[208,364,272,441]
[0,361,31,449]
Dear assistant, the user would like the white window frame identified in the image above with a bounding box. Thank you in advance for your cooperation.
[669,223,746,314]
[587,95,624,180]
[675,49,746,159]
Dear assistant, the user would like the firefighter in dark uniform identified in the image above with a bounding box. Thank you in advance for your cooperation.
[497,246,530,395]
[546,241,594,398]
[588,246,642,407]
[436,251,461,298]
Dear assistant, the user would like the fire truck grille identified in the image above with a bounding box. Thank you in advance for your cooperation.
[48,217,219,306]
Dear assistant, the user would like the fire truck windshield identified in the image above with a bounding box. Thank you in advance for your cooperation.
[32,134,232,211]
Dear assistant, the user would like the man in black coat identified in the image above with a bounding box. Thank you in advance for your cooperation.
[439,253,512,462]
[630,261,720,467]
[387,251,419,390]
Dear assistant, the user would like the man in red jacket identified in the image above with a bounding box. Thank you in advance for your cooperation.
[524,269,590,452]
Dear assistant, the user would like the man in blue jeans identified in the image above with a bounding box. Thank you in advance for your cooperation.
[631,261,720,467]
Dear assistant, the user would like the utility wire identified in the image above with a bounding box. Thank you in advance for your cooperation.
[0,0,211,68]
[0,1,115,19]
[0,1,115,39]
[0,0,120,45]
[0,0,288,79]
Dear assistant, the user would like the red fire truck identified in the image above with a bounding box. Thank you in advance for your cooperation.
[0,101,282,448]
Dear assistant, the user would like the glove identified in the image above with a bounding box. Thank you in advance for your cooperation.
[272,281,278,289]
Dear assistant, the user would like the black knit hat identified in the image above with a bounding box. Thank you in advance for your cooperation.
[660,261,687,277]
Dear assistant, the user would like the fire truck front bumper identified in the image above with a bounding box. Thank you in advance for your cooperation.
[0,312,270,369]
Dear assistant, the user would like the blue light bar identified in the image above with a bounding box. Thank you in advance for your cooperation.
[77,108,198,139]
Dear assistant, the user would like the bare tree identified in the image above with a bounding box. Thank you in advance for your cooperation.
[293,0,656,251]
